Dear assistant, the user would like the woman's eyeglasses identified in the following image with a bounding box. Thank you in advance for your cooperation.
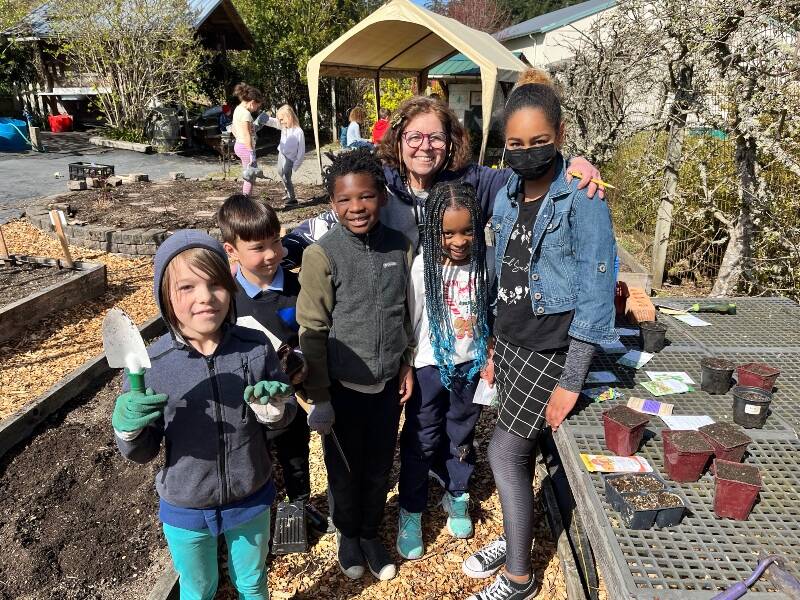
[402,131,448,150]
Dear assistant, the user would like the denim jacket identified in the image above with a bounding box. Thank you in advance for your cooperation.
[491,155,618,345]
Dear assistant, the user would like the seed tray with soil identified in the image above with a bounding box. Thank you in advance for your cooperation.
[699,422,752,464]
[46,179,328,231]
[603,472,665,511]
[0,373,169,600]
[662,429,714,482]
[603,405,650,456]
[619,490,687,530]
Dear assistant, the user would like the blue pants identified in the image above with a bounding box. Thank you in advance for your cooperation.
[399,364,482,513]
[163,511,271,600]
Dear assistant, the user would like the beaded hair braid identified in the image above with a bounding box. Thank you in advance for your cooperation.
[421,181,490,388]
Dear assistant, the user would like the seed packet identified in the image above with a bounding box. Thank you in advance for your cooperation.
[581,454,653,473]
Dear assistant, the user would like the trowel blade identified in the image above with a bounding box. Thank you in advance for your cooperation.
[102,308,151,373]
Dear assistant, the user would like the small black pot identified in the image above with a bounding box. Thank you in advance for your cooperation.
[732,385,772,429]
[654,492,687,528]
[639,321,667,353]
[620,491,687,530]
[620,493,659,530]
[700,357,735,394]
[603,473,665,512]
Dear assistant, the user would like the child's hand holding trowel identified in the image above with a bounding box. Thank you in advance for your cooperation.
[112,383,169,433]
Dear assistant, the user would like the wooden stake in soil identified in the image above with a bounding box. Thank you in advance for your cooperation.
[0,224,9,259]
[48,209,75,268]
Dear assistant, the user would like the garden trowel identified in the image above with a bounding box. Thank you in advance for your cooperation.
[102,308,150,393]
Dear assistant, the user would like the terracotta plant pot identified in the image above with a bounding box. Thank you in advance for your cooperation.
[700,357,735,395]
[698,422,752,466]
[661,429,714,482]
[736,362,780,391]
[639,320,667,353]
[714,459,761,520]
[603,405,650,456]
[732,386,772,429]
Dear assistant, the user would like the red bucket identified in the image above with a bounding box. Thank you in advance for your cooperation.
[48,114,73,133]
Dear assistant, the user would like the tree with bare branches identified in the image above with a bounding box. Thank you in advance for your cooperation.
[427,0,511,33]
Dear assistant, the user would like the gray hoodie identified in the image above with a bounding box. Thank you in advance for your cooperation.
[115,230,294,508]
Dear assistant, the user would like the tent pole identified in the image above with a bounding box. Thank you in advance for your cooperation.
[374,72,381,117]
[330,78,337,145]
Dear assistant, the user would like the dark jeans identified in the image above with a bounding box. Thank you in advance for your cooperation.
[398,364,482,513]
[325,378,402,538]
[267,405,311,502]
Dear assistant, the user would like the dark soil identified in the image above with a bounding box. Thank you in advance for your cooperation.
[625,493,661,510]
[652,492,683,508]
[640,321,667,333]
[56,179,328,231]
[0,373,168,600]
[740,362,780,378]
[609,474,664,494]
[716,461,761,486]
[734,389,771,403]
[670,430,714,453]
[699,422,751,449]
[606,405,650,429]
[0,261,76,306]
[702,357,736,371]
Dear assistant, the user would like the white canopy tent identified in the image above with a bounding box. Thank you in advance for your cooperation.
[306,0,527,173]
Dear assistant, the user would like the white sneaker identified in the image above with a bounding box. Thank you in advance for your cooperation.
[462,536,507,579]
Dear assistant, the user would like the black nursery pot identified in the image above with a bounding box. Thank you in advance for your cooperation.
[639,321,667,353]
[620,491,687,530]
[603,473,665,512]
[700,357,735,395]
[732,386,772,429]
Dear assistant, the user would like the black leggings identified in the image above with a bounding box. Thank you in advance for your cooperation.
[487,426,539,577]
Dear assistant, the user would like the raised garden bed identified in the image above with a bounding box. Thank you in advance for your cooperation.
[25,179,328,257]
[0,255,106,344]
[617,245,652,294]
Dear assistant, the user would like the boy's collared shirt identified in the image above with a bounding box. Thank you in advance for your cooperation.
[236,264,285,297]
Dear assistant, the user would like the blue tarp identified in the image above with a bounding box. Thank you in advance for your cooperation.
[0,117,31,152]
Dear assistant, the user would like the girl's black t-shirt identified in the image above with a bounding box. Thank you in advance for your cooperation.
[495,197,573,352]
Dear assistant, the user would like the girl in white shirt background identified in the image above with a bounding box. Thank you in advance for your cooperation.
[260,104,305,206]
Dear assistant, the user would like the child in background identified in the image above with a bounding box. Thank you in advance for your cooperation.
[217,194,330,537]
[296,148,415,582]
[397,181,494,560]
[113,230,296,600]
[346,106,372,148]
[257,105,305,206]
[232,82,264,196]
[463,69,617,600]
[371,107,391,144]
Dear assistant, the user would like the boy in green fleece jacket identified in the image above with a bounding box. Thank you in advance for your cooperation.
[297,148,415,582]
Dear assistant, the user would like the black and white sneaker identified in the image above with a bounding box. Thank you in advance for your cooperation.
[359,537,397,581]
[462,536,507,578]
[466,572,537,600]
[336,531,365,579]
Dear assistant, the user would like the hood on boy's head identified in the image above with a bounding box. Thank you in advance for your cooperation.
[153,229,235,337]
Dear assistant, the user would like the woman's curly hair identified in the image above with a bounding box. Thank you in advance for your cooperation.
[377,96,472,175]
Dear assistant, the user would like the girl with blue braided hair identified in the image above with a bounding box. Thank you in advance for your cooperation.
[397,181,494,561]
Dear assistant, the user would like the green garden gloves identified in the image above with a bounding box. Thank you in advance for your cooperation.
[112,387,169,432]
[243,380,294,405]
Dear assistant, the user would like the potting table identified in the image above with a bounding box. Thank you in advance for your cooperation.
[556,296,800,599]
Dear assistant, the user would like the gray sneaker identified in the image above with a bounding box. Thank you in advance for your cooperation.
[466,572,537,600]
[462,536,506,578]
[336,531,365,579]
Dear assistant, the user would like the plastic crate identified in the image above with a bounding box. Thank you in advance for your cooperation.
[68,162,115,181]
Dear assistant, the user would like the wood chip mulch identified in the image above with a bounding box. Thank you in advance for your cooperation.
[0,219,607,600]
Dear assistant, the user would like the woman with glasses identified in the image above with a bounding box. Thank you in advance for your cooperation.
[283,96,602,265]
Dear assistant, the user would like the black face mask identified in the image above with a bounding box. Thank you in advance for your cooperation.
[504,144,557,181]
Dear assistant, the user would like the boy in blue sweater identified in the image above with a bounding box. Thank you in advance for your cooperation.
[218,194,329,536]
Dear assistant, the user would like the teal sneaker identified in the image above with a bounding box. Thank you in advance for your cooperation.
[442,491,473,538]
[396,508,424,560]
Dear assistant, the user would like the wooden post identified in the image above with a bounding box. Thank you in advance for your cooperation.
[49,209,74,268]
[330,78,337,144]
[29,125,41,152]
[0,225,9,259]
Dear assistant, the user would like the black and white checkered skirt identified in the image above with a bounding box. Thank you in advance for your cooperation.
[494,338,567,439]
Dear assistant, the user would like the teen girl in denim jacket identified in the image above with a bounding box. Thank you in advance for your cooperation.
[463,69,618,600]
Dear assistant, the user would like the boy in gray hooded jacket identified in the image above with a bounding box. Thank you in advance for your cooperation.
[113,229,296,600]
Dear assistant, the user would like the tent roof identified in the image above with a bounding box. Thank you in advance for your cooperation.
[307,0,526,82]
